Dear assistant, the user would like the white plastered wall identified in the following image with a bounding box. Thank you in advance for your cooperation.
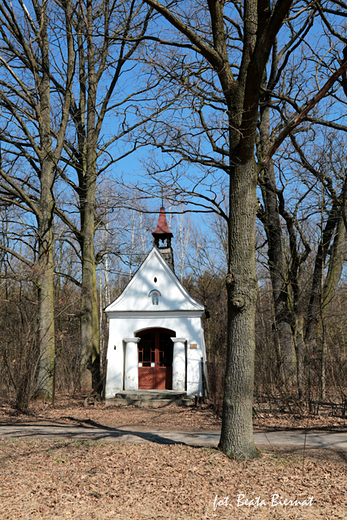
[105,312,204,398]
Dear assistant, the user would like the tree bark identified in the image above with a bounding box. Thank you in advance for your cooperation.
[36,207,55,398]
[79,176,99,390]
[219,157,259,459]
[77,0,100,390]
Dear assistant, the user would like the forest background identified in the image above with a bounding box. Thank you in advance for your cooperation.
[0,0,347,459]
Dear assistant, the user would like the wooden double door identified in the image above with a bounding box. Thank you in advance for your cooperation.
[138,328,174,390]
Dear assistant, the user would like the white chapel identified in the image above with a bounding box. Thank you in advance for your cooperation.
[104,207,207,399]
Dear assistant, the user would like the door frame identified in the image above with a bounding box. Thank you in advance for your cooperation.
[137,328,175,390]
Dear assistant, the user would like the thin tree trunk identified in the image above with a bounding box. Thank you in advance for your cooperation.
[259,161,295,379]
[294,316,305,401]
[257,91,296,380]
[304,201,342,402]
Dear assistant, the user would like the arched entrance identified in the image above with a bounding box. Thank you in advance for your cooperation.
[137,328,175,389]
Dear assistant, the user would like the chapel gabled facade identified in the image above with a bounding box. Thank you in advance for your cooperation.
[104,208,207,398]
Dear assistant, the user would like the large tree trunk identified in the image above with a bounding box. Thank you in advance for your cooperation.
[36,216,55,398]
[219,157,259,460]
[35,6,56,399]
[75,1,101,390]
[80,178,99,390]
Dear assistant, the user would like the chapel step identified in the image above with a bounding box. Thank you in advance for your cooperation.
[116,390,187,400]
[106,390,193,408]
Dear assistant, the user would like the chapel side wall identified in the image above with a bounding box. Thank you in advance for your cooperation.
[105,318,124,398]
[200,316,209,394]
[185,316,204,397]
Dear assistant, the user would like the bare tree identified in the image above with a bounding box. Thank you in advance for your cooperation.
[52,0,164,389]
[0,0,162,392]
[135,0,347,459]
[0,0,74,398]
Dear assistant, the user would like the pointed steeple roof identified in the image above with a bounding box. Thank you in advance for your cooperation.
[152,206,173,238]
[152,206,174,271]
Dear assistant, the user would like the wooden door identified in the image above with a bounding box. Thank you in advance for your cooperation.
[138,329,173,389]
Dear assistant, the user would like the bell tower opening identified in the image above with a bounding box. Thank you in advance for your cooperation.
[152,206,174,271]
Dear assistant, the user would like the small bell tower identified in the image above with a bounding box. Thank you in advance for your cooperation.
[152,206,174,271]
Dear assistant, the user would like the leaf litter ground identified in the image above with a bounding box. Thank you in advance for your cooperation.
[0,395,346,519]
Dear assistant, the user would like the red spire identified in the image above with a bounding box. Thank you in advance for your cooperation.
[152,207,173,237]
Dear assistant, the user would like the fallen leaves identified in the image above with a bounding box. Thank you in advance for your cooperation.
[0,440,346,519]
[0,395,346,519]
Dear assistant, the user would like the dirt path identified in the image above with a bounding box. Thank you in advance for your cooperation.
[1,422,347,453]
